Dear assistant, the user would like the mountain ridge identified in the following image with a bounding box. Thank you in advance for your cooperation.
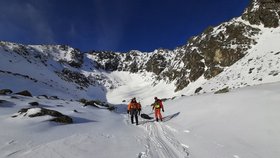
[1,0,280,103]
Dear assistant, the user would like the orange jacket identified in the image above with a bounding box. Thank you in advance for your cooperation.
[128,102,141,110]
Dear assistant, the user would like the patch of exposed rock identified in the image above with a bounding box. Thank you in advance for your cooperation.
[56,68,92,88]
[242,0,280,28]
[0,89,13,95]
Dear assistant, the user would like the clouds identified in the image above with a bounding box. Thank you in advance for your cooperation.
[0,0,54,44]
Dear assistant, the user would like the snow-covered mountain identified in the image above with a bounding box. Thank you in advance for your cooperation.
[0,0,280,105]
[1,1,280,158]
[1,0,280,104]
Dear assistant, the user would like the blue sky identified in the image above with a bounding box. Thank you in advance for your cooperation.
[0,0,250,52]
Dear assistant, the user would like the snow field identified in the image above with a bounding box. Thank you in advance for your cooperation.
[163,82,280,158]
[2,81,280,157]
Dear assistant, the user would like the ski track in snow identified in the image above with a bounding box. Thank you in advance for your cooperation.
[1,142,30,158]
[139,122,189,158]
[124,113,189,158]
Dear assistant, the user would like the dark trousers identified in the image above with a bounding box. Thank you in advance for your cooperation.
[130,109,138,125]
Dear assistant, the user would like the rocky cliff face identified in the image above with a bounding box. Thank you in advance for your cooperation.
[165,20,261,91]
[242,0,280,28]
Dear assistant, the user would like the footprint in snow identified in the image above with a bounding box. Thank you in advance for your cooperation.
[7,140,16,145]
[181,143,190,155]
[138,151,148,158]
[165,125,178,132]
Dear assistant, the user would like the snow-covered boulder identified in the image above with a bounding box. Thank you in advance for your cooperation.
[0,89,13,95]
[12,107,73,124]
[28,102,39,106]
[15,90,32,97]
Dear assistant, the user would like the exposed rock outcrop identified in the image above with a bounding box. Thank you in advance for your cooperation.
[242,0,280,28]
[56,69,92,88]
[15,90,32,97]
[29,102,39,106]
[214,87,230,94]
[0,89,13,95]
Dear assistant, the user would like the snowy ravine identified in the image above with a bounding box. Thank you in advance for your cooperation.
[1,81,280,158]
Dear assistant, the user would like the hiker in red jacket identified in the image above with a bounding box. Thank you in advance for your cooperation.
[152,97,164,122]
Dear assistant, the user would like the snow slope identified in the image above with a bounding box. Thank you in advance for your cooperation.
[0,95,145,158]
[106,71,176,105]
[152,82,280,158]
[1,81,280,158]
[0,42,107,100]
[0,93,189,158]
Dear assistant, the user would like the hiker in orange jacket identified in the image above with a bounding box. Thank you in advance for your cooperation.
[152,97,164,122]
[127,97,141,125]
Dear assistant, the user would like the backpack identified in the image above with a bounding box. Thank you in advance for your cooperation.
[154,102,161,109]
[130,102,138,109]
